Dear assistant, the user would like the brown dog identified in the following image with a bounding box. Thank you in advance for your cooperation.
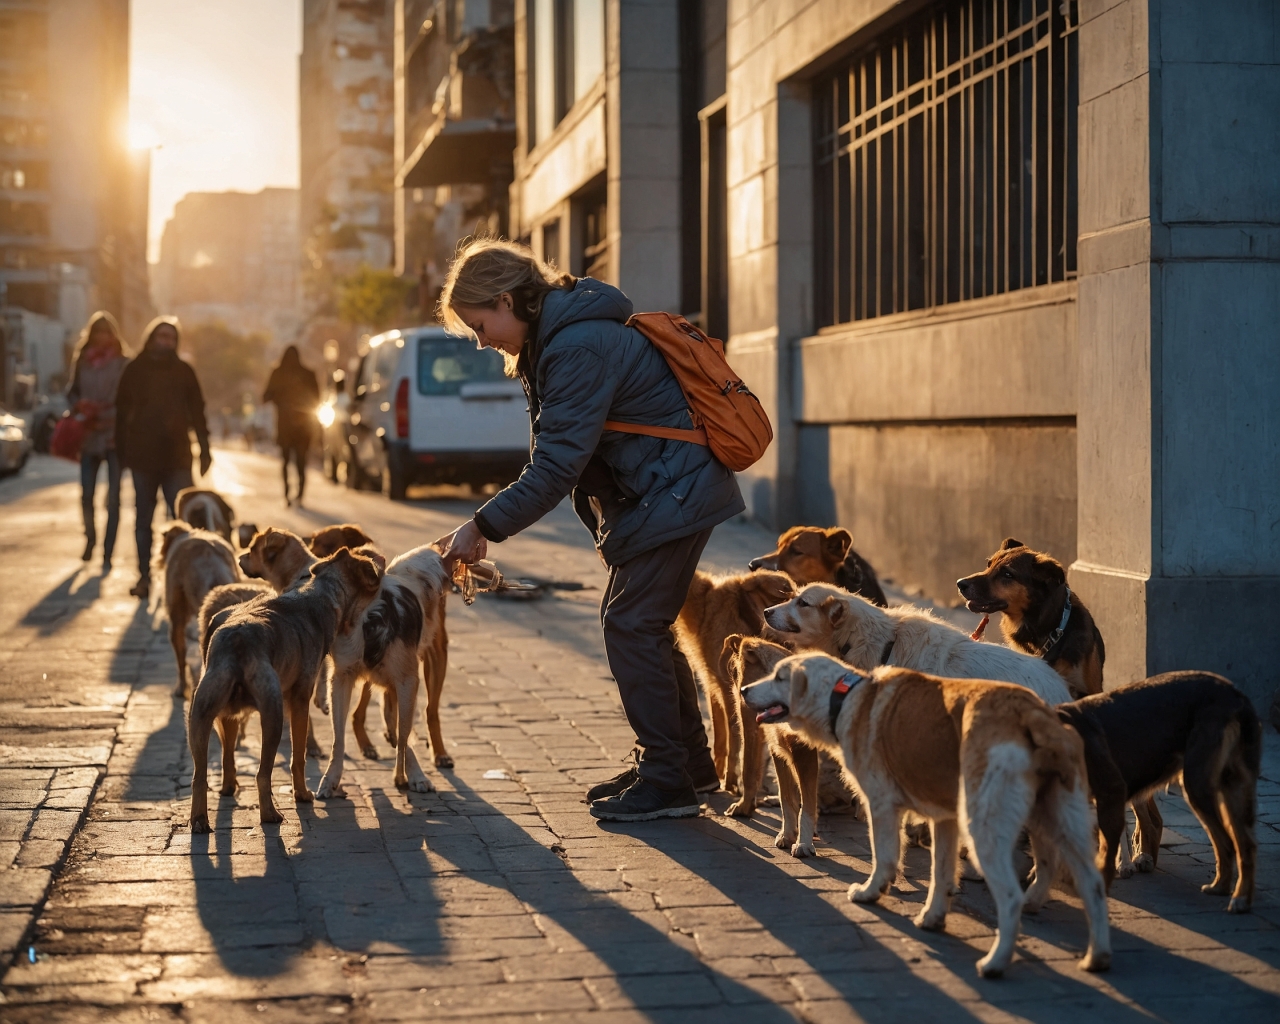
[309,523,374,558]
[160,522,240,698]
[674,570,794,803]
[175,487,235,543]
[750,526,887,607]
[956,539,1105,699]
[189,548,382,831]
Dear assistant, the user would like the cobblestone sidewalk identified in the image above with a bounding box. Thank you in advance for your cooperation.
[2,453,1279,1023]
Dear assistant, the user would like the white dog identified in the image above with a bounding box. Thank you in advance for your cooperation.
[741,654,1111,978]
[763,583,1071,705]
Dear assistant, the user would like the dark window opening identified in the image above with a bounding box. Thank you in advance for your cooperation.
[814,0,1079,327]
[575,176,608,279]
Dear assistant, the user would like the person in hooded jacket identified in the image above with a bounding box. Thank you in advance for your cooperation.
[66,311,130,572]
[263,345,320,506]
[115,316,212,599]
[434,239,745,823]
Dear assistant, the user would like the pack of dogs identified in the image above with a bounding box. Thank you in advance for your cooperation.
[159,491,1262,979]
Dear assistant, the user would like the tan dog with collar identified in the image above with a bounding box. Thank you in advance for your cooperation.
[741,654,1111,978]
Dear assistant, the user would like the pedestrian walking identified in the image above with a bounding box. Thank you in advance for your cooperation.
[433,239,745,822]
[66,312,130,572]
[115,316,211,599]
[263,345,320,506]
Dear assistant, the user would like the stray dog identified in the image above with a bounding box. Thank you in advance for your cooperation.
[189,549,382,831]
[957,539,1105,698]
[175,487,235,543]
[1057,671,1261,910]
[764,584,1071,705]
[750,526,887,608]
[317,544,451,797]
[742,655,1111,978]
[160,522,239,698]
[724,635,825,853]
[309,523,374,559]
[674,570,795,801]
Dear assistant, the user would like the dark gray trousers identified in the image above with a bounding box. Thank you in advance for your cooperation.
[601,528,715,791]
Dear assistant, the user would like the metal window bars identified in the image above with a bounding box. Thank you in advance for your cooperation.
[814,0,1079,327]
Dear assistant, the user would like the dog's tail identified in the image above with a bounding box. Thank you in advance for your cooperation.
[1023,702,1087,792]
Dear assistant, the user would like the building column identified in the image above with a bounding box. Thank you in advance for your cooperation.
[1072,0,1280,708]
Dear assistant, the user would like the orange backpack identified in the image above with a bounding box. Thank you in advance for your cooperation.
[602,312,773,472]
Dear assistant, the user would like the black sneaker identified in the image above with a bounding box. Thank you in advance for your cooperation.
[589,778,702,822]
[586,766,638,803]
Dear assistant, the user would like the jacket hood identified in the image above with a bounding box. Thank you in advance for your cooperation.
[537,278,633,344]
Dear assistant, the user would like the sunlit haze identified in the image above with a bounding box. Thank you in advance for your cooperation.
[129,1,302,263]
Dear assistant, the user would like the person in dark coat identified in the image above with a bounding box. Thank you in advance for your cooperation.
[67,311,130,573]
[115,316,211,599]
[434,239,745,823]
[263,345,320,506]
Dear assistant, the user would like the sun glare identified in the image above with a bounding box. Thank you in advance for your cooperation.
[128,119,162,151]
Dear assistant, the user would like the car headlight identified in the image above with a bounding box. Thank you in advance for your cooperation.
[0,425,23,442]
[316,404,335,428]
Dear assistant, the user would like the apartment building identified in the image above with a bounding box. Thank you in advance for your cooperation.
[152,188,301,346]
[0,0,151,399]
[300,0,397,307]
[723,0,1278,704]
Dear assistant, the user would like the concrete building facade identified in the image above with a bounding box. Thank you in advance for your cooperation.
[0,0,151,399]
[300,0,397,312]
[152,188,301,347]
[393,0,517,304]
[507,0,1278,707]
[722,0,1278,706]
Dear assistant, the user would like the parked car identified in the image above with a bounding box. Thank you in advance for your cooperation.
[339,327,530,499]
[0,407,32,476]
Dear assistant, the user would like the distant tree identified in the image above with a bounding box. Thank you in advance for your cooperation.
[184,322,270,412]
[338,265,413,332]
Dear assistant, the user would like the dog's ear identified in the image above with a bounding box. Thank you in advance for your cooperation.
[214,493,235,525]
[1034,555,1067,586]
[159,523,187,561]
[1001,537,1023,551]
[822,596,847,625]
[262,530,289,564]
[823,528,853,562]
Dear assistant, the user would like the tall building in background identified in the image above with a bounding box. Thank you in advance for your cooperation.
[152,188,301,347]
[393,0,516,309]
[299,0,396,322]
[0,0,151,401]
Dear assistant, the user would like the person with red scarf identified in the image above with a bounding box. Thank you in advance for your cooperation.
[66,312,130,572]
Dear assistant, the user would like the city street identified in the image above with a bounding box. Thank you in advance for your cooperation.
[1,448,1278,1023]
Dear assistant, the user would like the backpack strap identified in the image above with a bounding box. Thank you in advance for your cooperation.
[602,420,708,446]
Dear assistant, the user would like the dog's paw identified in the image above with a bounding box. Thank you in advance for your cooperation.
[914,908,947,932]
[260,805,284,825]
[402,774,435,793]
[190,814,211,834]
[1227,895,1252,914]
[791,840,817,858]
[1201,878,1231,896]
[293,786,314,804]
[316,779,346,799]
[774,832,797,851]
[218,780,238,796]
[172,681,189,699]
[848,881,883,904]
[1133,853,1154,874]
[434,754,454,769]
[1079,950,1111,973]
[383,730,396,746]
[975,954,1006,979]
[361,745,380,760]
[305,737,322,759]
[725,798,755,818]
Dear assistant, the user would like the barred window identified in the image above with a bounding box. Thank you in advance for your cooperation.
[814,0,1079,327]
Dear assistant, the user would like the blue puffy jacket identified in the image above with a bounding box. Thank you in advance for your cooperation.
[473,279,744,565]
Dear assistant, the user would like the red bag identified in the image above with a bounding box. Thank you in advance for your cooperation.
[604,313,773,472]
[50,413,89,461]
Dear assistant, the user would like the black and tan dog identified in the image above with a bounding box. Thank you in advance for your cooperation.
[189,548,382,831]
[1056,671,1261,911]
[956,538,1105,698]
[750,526,887,608]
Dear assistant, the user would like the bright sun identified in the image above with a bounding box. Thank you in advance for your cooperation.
[127,119,162,151]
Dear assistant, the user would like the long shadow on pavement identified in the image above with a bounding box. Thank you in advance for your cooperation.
[19,570,101,636]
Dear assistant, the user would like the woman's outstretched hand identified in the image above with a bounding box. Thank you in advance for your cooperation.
[435,519,487,569]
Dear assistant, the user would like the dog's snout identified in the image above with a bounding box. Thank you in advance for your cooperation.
[956,577,973,596]
[748,556,771,571]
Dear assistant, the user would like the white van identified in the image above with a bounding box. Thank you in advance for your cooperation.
[340,327,530,499]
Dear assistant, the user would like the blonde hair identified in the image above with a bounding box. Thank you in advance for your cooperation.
[439,238,574,373]
[72,311,128,363]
